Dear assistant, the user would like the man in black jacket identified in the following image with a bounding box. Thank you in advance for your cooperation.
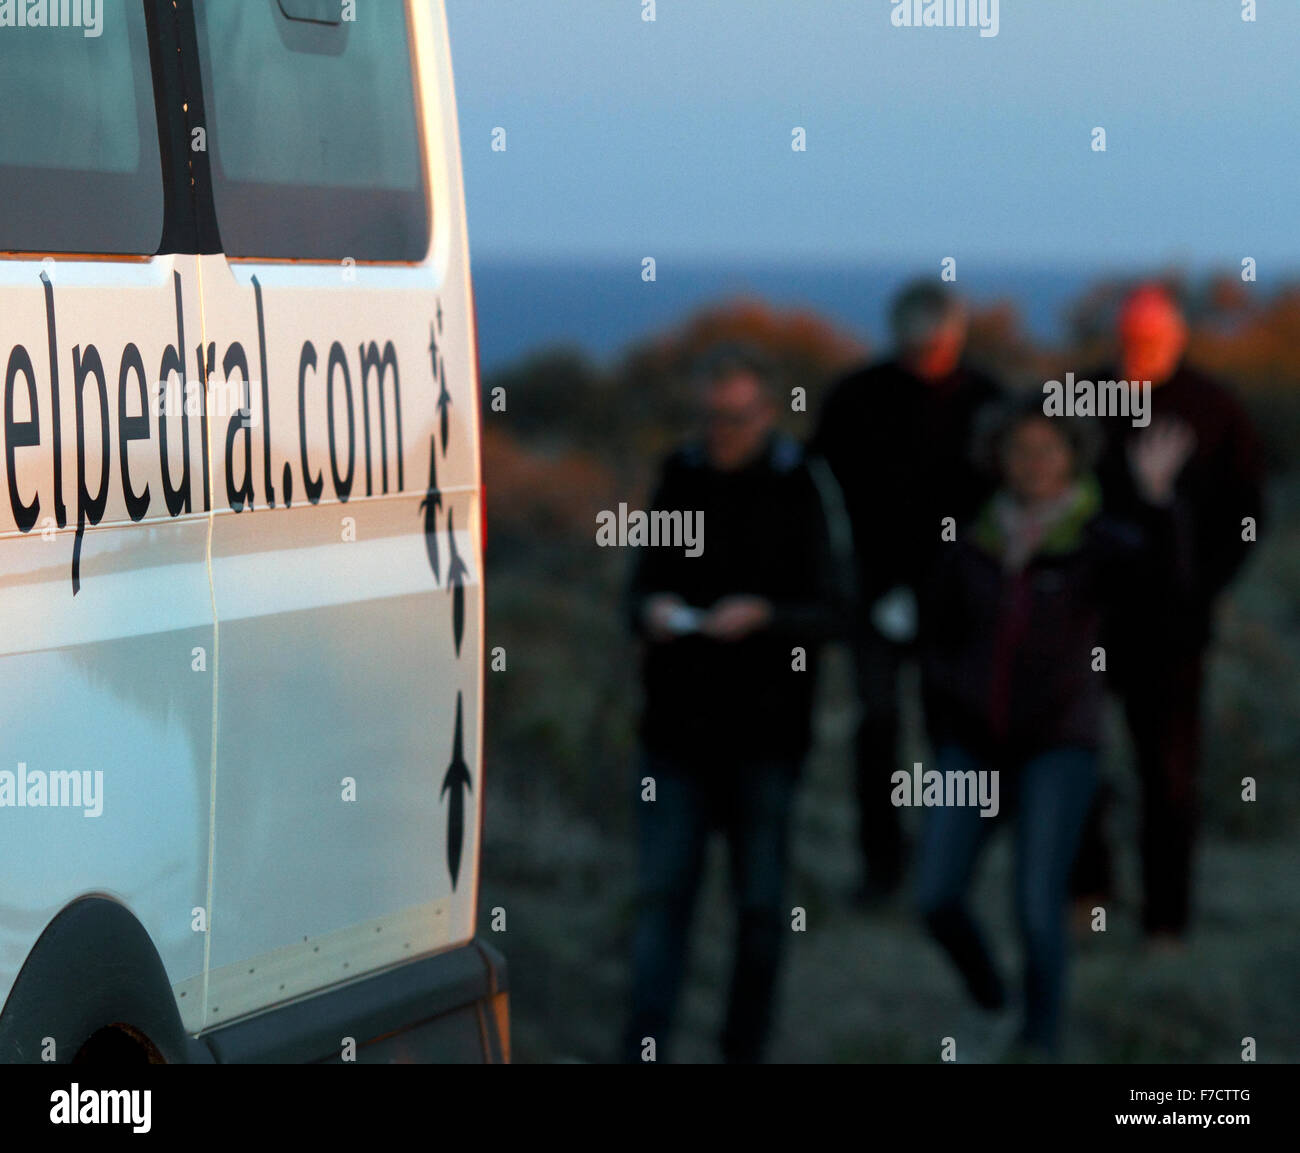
[1072,284,1266,943]
[810,282,1002,902]
[622,346,849,1064]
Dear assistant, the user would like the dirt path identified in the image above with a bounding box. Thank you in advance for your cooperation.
[479,684,1300,1063]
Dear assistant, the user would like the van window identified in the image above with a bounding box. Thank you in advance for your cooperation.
[193,0,429,262]
[0,6,164,255]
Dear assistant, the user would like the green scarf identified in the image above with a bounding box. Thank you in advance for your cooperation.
[970,474,1102,565]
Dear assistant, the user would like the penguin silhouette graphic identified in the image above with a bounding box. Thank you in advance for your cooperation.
[418,436,442,583]
[437,361,452,459]
[446,507,469,657]
[430,317,452,458]
[442,692,472,890]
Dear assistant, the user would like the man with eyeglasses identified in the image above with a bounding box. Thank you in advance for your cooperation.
[622,344,850,1064]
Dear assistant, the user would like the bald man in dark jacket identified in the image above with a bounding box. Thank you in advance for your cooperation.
[810,282,1001,901]
[1071,286,1265,942]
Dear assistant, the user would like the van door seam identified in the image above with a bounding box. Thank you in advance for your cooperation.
[198,252,220,1031]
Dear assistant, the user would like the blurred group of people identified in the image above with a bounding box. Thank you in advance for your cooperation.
[621,279,1265,1063]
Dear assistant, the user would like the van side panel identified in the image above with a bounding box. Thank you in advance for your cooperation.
[195,279,483,1025]
[0,256,213,1034]
[193,0,483,1031]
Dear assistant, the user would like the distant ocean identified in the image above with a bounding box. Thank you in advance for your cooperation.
[470,258,1129,375]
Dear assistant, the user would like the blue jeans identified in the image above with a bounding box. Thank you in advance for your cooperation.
[623,750,797,1063]
[914,744,1098,1053]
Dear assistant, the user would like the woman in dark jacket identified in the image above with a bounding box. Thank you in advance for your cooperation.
[915,394,1192,1058]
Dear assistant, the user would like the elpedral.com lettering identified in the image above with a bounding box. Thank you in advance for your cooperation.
[3,274,404,592]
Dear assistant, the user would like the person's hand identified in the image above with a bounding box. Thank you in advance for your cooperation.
[701,596,773,642]
[871,586,918,645]
[643,594,688,642]
[1129,419,1196,506]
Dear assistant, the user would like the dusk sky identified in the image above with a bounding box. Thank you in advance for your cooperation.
[447,1,1300,270]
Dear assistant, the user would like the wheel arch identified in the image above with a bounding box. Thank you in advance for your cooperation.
[0,895,208,1064]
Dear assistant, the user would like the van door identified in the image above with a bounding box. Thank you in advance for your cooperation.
[0,3,211,1035]
[185,0,484,1030]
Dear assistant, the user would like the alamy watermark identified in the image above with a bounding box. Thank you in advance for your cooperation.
[153,377,262,428]
[50,1085,150,1133]
[891,760,1000,818]
[0,0,103,38]
[890,0,999,39]
[1042,373,1152,427]
[0,762,103,817]
[596,504,704,557]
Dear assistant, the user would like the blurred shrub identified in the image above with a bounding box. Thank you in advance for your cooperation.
[481,275,1300,837]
